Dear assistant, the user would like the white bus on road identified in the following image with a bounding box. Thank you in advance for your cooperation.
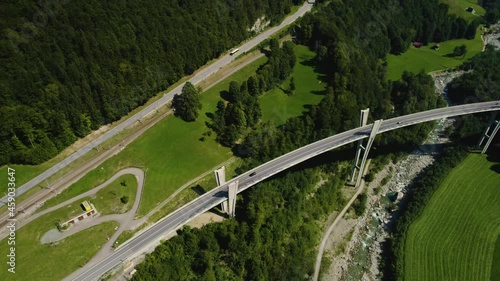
[229,48,239,55]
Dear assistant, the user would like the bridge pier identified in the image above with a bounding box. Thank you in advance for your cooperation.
[227,181,238,218]
[478,112,499,154]
[349,109,370,184]
[480,121,500,154]
[350,120,383,187]
[214,166,228,212]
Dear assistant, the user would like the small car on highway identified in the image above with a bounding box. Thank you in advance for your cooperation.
[249,172,256,177]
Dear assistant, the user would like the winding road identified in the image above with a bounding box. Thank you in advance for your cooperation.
[0,168,145,242]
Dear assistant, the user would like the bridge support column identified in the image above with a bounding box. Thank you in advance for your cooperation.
[350,120,383,187]
[477,112,499,154]
[227,181,238,218]
[481,119,500,154]
[214,166,227,212]
[349,109,370,184]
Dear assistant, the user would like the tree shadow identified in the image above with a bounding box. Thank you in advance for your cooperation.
[311,89,326,96]
[303,104,315,111]
[260,48,272,57]
[490,164,500,174]
[443,53,465,59]
[300,55,329,78]
[220,90,232,102]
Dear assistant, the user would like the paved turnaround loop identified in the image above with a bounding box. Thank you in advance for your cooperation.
[68,102,500,281]
[0,1,315,207]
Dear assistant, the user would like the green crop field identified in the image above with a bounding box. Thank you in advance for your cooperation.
[386,26,484,81]
[404,154,500,281]
[41,44,324,217]
[490,235,500,280]
[260,45,325,125]
[492,236,500,281]
[441,0,485,21]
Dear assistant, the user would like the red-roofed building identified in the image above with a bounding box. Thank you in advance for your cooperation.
[413,41,423,48]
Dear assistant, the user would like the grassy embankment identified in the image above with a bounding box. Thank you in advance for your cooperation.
[404,154,500,281]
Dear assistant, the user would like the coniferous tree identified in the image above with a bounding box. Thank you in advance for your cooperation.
[172,82,202,122]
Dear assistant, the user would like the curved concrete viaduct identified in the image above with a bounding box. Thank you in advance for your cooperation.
[69,101,499,281]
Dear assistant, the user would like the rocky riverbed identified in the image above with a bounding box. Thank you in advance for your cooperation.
[321,78,457,281]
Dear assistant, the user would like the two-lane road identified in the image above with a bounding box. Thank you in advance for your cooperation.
[0,1,315,207]
[69,101,500,281]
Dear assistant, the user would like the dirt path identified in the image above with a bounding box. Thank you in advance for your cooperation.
[313,160,371,281]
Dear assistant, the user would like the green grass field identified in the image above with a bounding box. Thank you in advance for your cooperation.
[386,27,484,81]
[41,44,323,217]
[85,174,137,215]
[441,0,485,21]
[261,45,325,125]
[0,175,135,281]
[404,154,500,281]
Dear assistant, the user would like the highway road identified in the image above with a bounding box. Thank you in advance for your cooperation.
[0,1,315,207]
[69,101,500,281]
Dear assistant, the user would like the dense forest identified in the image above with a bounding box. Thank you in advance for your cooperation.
[483,0,500,25]
[447,49,500,143]
[0,0,297,165]
[311,0,481,55]
[133,166,346,280]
